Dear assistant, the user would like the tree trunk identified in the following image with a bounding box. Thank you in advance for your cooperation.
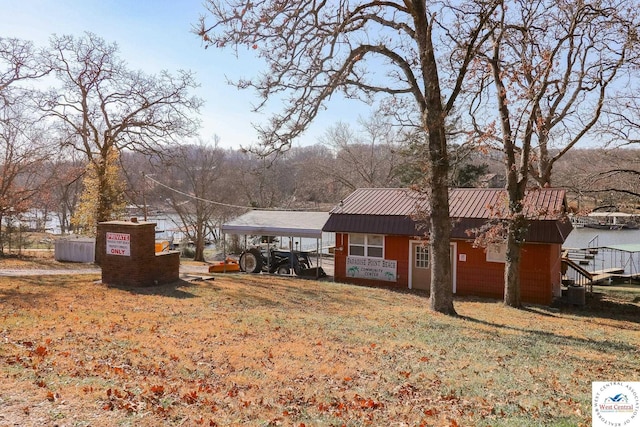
[193,235,206,262]
[415,12,456,316]
[427,129,456,316]
[503,147,527,308]
[503,215,524,308]
[429,194,455,314]
[96,165,110,224]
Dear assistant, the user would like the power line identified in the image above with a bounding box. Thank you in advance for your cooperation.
[143,173,251,210]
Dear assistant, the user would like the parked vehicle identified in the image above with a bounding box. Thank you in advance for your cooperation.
[238,247,325,277]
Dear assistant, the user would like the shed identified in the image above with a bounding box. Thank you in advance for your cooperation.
[323,187,573,305]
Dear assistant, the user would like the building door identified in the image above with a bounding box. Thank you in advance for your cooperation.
[409,240,431,290]
[409,240,456,293]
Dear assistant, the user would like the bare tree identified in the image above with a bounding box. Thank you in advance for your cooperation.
[47,150,85,234]
[0,38,53,253]
[197,0,499,315]
[285,144,341,207]
[0,37,49,94]
[160,139,241,261]
[319,115,405,191]
[471,0,639,307]
[581,148,640,206]
[594,77,640,204]
[39,32,203,229]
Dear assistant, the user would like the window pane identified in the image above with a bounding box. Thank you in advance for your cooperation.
[350,246,365,256]
[415,245,429,268]
[367,247,383,258]
[368,235,383,246]
[350,234,365,245]
[486,243,506,263]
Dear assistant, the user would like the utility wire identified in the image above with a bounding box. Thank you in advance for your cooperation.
[143,173,252,210]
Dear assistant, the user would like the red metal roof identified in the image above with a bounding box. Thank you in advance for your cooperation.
[324,188,572,244]
[449,188,568,219]
[330,188,427,215]
[332,187,567,219]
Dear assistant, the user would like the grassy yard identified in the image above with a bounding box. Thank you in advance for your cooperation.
[0,258,639,426]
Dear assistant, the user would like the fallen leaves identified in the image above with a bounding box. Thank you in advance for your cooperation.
[0,272,637,426]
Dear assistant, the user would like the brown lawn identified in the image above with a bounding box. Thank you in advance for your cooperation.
[1,257,639,426]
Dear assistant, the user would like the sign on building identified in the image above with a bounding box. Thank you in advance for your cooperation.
[346,256,397,282]
[106,232,131,256]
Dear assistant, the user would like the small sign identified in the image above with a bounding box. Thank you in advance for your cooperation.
[346,256,397,282]
[106,232,131,256]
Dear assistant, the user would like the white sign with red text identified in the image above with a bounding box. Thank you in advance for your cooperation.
[106,232,131,256]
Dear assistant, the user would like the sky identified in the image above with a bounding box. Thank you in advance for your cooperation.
[0,0,371,149]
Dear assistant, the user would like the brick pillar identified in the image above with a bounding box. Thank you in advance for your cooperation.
[97,219,180,287]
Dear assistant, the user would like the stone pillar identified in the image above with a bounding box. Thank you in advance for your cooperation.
[96,219,180,287]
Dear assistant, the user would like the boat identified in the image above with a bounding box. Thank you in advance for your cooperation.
[582,212,639,230]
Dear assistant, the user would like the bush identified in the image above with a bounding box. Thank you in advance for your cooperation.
[180,246,196,259]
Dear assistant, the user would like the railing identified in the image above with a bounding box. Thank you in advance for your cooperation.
[561,253,594,292]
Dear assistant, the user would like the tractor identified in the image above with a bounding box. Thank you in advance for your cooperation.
[238,247,326,277]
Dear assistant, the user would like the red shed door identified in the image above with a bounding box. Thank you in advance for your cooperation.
[409,241,456,293]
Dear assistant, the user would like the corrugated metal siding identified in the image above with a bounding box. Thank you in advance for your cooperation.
[325,187,572,244]
[331,188,429,215]
[450,188,567,219]
[334,187,567,219]
[385,235,410,287]
[336,232,557,304]
[454,240,554,305]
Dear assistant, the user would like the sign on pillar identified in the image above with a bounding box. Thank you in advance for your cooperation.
[106,232,131,256]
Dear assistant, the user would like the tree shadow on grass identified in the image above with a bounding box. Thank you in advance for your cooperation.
[550,291,640,325]
[458,313,638,354]
[105,278,220,299]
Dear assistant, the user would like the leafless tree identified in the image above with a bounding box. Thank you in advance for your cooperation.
[594,72,640,204]
[471,0,639,307]
[160,139,242,261]
[0,38,53,253]
[580,149,640,206]
[285,144,341,207]
[38,32,203,226]
[319,115,405,191]
[47,150,87,234]
[197,0,499,315]
[0,37,49,94]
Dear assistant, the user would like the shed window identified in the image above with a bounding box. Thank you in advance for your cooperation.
[486,243,507,263]
[415,245,430,269]
[349,234,383,258]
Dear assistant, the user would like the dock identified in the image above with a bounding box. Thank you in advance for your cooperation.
[591,268,625,283]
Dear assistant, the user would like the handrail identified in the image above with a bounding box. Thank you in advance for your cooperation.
[587,234,599,249]
[561,255,593,292]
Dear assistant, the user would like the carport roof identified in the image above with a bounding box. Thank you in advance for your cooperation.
[221,210,330,239]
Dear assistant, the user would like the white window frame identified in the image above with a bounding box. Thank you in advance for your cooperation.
[415,244,430,269]
[486,243,507,263]
[349,233,384,258]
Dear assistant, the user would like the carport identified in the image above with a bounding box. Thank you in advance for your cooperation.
[221,210,330,277]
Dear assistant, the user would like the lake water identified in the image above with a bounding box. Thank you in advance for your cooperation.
[563,227,640,275]
[148,214,336,253]
[563,227,640,249]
